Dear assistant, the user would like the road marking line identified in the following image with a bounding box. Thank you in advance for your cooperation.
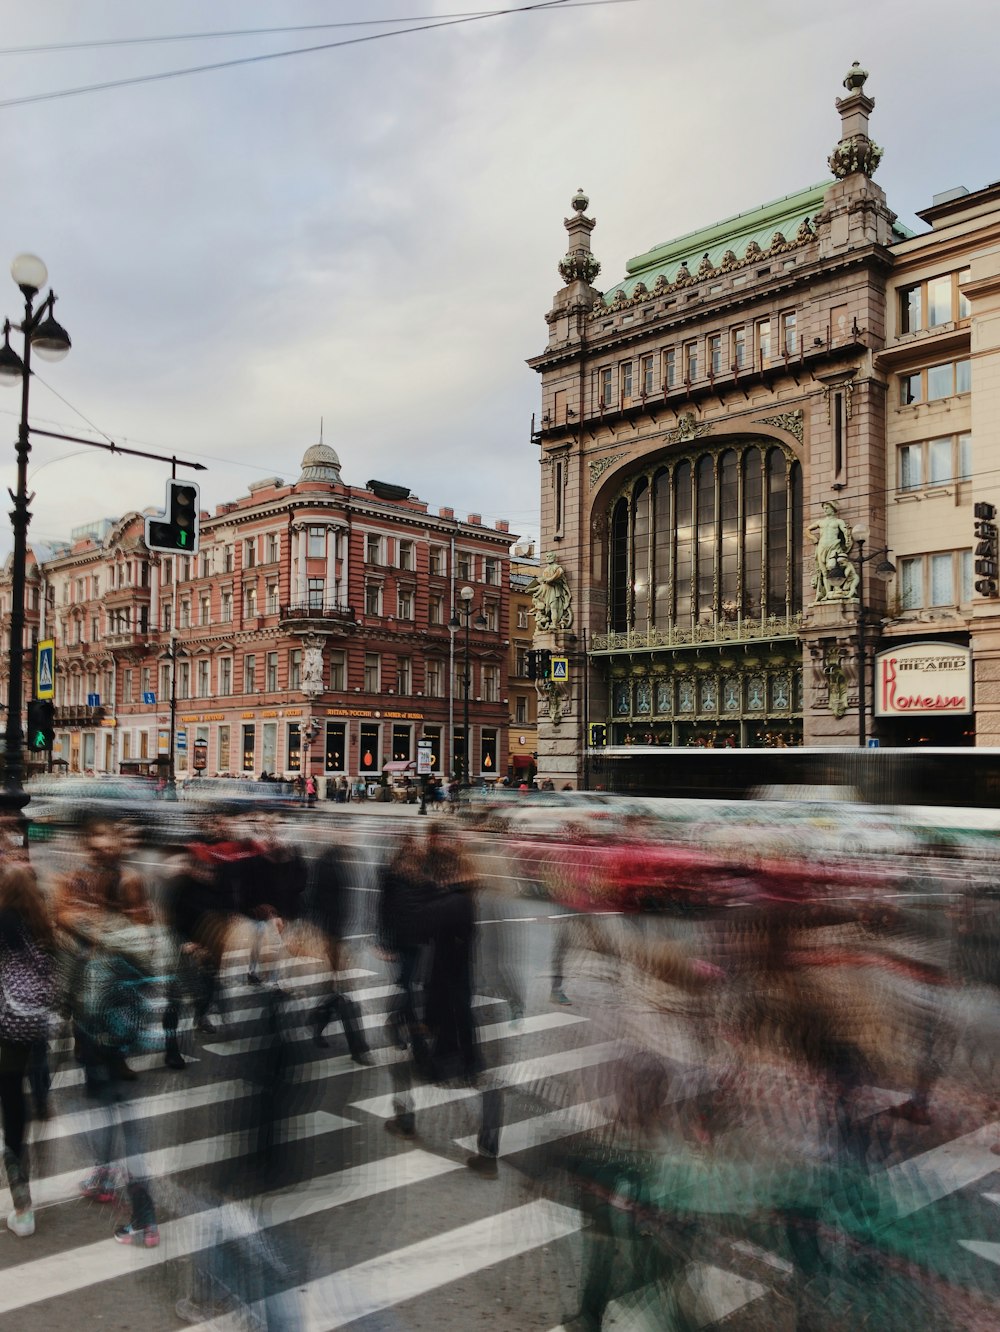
[886,1123,1000,1217]
[456,1097,612,1155]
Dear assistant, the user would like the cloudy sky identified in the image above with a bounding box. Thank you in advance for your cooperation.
[0,0,996,555]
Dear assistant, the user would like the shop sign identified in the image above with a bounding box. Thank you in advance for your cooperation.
[974,502,999,597]
[874,642,972,716]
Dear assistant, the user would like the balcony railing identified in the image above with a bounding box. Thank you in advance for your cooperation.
[591,614,803,653]
[104,629,157,649]
[54,704,106,726]
[279,602,356,625]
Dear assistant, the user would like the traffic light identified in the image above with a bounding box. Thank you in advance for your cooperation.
[26,700,54,752]
[537,649,552,680]
[588,722,608,748]
[146,479,201,554]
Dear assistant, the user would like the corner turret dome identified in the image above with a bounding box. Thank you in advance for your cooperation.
[297,441,343,485]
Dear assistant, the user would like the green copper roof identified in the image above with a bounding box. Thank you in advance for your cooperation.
[602,182,914,304]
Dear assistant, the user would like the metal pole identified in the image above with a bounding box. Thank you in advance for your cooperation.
[463,612,471,788]
[3,289,35,812]
[857,539,866,748]
[168,640,178,794]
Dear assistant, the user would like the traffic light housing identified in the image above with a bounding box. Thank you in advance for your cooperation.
[27,700,54,752]
[146,479,201,554]
[588,722,608,748]
[526,649,552,681]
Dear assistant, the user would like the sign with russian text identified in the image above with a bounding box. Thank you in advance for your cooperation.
[874,642,972,716]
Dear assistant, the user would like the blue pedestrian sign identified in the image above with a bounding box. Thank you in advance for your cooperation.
[142,691,156,705]
[550,656,569,681]
[35,640,54,701]
[867,737,880,748]
[176,731,187,752]
[87,693,101,707]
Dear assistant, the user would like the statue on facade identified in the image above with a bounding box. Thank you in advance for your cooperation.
[302,643,325,694]
[808,502,859,602]
[529,551,573,631]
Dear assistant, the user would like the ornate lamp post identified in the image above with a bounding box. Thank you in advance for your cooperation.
[0,255,71,814]
[848,523,895,748]
[448,585,486,788]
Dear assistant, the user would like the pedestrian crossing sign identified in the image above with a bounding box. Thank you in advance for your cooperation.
[550,656,569,681]
[35,639,55,700]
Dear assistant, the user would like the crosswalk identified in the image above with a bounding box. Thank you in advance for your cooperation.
[3,944,999,1331]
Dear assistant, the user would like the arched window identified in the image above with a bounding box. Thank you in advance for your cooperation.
[607,438,801,634]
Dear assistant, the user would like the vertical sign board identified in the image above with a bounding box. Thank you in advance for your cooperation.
[416,740,433,776]
[193,739,208,771]
[35,640,55,701]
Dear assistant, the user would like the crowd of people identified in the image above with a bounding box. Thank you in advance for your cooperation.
[0,796,997,1328]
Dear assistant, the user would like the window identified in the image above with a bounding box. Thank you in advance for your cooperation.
[426,659,444,697]
[220,590,232,621]
[900,557,923,609]
[398,540,413,571]
[898,269,971,334]
[899,358,970,404]
[244,585,257,618]
[198,554,209,579]
[482,664,500,702]
[457,553,472,581]
[223,546,234,574]
[516,606,529,629]
[620,360,633,402]
[197,659,210,698]
[515,696,528,724]
[159,664,170,699]
[365,581,382,616]
[732,326,747,370]
[289,649,302,690]
[243,654,257,693]
[179,557,191,583]
[266,533,279,563]
[898,550,972,608]
[684,341,698,382]
[364,653,380,692]
[178,600,190,628]
[325,721,346,772]
[484,557,501,587]
[178,662,190,700]
[899,444,923,490]
[200,595,211,625]
[641,354,655,397]
[365,534,381,565]
[91,616,99,642]
[515,646,530,677]
[781,311,797,355]
[267,582,279,614]
[397,588,413,620]
[929,553,953,606]
[266,652,278,692]
[708,334,722,375]
[162,604,172,632]
[484,601,498,631]
[663,348,676,389]
[928,436,952,484]
[243,538,256,568]
[329,650,345,691]
[308,526,325,558]
[308,577,324,609]
[397,656,412,695]
[429,595,444,626]
[218,725,230,772]
[219,658,232,695]
[123,669,133,704]
[756,319,771,364]
[141,666,151,697]
[429,546,445,576]
[599,366,613,408]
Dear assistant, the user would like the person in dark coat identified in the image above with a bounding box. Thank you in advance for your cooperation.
[302,841,371,1064]
[377,833,433,1048]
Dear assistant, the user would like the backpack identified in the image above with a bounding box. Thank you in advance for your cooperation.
[0,929,54,1044]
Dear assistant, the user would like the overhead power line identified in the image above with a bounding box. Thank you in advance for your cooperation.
[0,0,637,110]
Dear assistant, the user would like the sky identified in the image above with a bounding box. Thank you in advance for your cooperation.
[0,0,997,556]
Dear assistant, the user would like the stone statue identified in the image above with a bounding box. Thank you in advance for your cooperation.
[808,502,859,602]
[529,551,573,631]
[302,643,325,694]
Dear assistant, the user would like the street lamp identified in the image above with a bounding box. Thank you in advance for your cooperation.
[159,634,187,797]
[850,523,896,748]
[448,585,486,788]
[0,254,71,815]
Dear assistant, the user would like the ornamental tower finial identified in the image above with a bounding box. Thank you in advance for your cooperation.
[828,61,883,179]
[558,187,601,287]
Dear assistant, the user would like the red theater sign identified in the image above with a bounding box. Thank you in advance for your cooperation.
[874,642,972,716]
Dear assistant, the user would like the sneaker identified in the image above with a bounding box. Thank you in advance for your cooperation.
[114,1222,159,1248]
[164,1042,187,1071]
[195,1016,217,1035]
[384,1118,415,1141]
[7,1209,35,1238]
[465,1153,499,1180]
[549,989,572,1006]
[246,971,263,986]
[80,1170,117,1203]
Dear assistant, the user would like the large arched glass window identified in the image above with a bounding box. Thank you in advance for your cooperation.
[607,438,801,633]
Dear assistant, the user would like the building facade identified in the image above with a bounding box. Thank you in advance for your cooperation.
[507,544,540,780]
[528,64,1000,785]
[1,443,513,782]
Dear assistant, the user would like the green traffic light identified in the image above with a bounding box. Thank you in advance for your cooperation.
[33,731,45,747]
[178,531,188,547]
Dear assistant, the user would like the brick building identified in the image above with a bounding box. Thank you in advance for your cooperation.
[527,63,1000,785]
[2,442,513,781]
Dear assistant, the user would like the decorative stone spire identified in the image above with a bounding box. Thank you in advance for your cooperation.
[828,61,883,179]
[558,188,601,286]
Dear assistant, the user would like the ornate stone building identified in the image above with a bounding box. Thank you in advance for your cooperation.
[0,443,513,781]
[528,64,1000,784]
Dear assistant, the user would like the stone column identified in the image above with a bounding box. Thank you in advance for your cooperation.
[325,527,337,609]
[296,527,307,604]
